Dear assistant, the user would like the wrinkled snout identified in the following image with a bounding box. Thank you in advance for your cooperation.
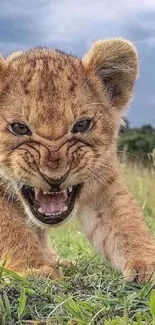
[38,144,69,182]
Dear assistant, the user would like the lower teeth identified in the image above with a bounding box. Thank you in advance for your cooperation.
[38,206,68,216]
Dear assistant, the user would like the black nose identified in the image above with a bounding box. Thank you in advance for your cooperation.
[50,183,61,192]
[41,172,68,192]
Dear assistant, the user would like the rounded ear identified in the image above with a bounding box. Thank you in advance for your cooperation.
[6,51,23,63]
[82,38,138,110]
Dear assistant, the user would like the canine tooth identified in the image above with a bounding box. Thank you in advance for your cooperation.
[62,206,68,211]
[38,207,44,214]
[68,186,73,193]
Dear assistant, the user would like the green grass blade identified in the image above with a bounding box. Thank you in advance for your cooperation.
[3,291,12,321]
[150,289,155,325]
[17,287,27,320]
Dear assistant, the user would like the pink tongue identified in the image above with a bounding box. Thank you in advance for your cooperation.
[35,190,67,215]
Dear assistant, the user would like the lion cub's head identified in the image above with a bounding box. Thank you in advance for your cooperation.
[0,39,138,226]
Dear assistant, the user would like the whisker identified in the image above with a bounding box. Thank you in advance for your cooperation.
[89,170,115,199]
[86,173,112,215]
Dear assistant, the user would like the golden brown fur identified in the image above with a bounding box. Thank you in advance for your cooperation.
[0,38,155,282]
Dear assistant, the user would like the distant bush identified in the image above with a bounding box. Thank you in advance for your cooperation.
[118,123,155,156]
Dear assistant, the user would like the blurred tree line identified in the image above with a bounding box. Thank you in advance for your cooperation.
[118,119,155,157]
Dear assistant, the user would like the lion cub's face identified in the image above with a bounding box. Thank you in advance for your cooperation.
[0,40,138,226]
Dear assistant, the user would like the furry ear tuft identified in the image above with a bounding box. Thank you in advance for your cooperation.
[82,38,138,109]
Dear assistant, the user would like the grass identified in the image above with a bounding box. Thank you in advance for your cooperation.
[0,163,155,324]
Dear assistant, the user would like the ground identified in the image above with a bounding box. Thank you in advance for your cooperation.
[0,163,155,325]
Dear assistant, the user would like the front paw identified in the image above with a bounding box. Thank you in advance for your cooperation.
[124,258,155,283]
[22,265,60,279]
[55,257,76,268]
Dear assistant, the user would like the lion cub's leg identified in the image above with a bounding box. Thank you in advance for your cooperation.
[80,176,155,284]
[0,198,60,278]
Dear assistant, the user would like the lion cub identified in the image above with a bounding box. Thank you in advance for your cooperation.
[0,38,155,282]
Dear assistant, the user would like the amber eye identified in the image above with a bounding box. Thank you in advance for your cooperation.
[72,119,92,133]
[9,123,32,136]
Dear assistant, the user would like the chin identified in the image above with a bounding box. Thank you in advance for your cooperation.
[20,184,82,226]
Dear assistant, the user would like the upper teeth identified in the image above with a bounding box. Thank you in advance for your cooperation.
[43,190,50,194]
[43,189,65,195]
[42,187,73,195]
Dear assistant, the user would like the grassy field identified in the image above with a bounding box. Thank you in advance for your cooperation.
[0,163,155,324]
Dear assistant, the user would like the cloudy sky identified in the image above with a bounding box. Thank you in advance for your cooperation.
[0,0,155,126]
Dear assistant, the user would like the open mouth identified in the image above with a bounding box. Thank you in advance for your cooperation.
[21,184,81,225]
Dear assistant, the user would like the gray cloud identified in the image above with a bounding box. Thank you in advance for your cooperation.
[0,0,155,126]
